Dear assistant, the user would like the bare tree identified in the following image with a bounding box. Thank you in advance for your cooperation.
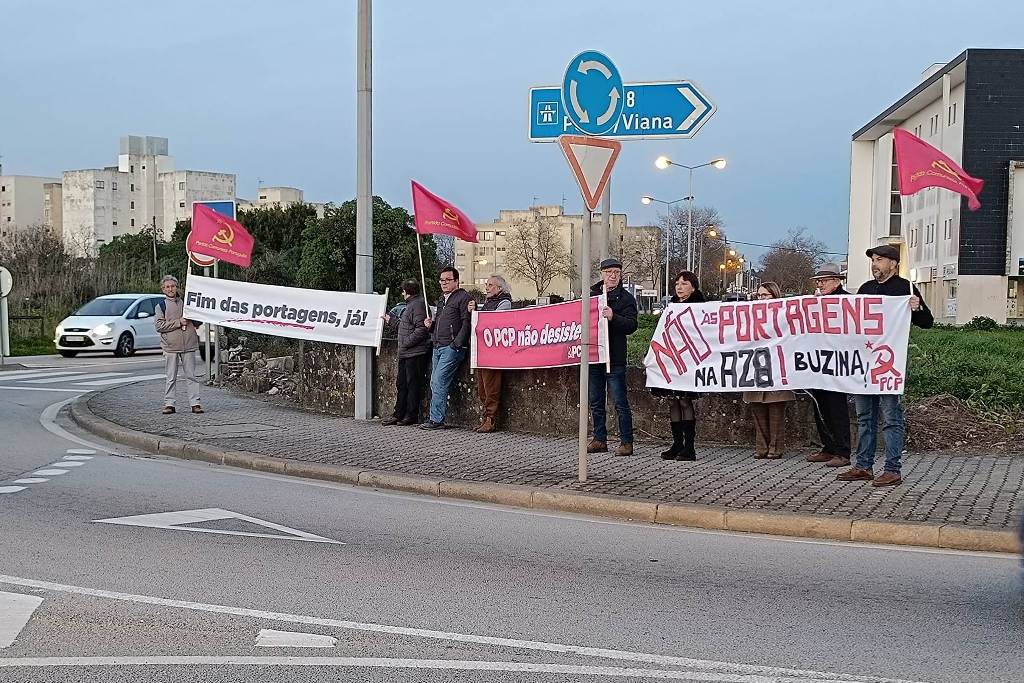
[503,216,573,298]
[758,226,829,295]
[433,234,456,267]
[659,204,725,284]
[620,228,664,293]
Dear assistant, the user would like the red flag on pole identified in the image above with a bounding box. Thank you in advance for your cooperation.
[187,203,255,268]
[892,127,983,211]
[411,180,477,243]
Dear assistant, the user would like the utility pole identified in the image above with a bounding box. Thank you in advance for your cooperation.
[354,0,374,420]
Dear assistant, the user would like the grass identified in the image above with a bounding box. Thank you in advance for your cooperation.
[626,316,1024,412]
[9,335,56,357]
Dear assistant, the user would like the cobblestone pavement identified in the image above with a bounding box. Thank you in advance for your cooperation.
[88,380,1024,530]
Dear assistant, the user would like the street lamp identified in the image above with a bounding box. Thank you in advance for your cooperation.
[639,194,687,302]
[653,156,727,273]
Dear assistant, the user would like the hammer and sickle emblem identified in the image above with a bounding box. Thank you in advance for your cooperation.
[212,219,235,246]
[931,160,961,182]
[442,207,459,223]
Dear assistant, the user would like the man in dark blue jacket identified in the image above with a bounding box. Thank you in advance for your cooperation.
[587,258,639,456]
[421,266,472,430]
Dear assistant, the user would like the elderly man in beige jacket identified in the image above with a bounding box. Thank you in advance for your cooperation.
[154,275,203,414]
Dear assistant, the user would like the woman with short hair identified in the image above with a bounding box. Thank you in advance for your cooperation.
[742,281,796,459]
[382,279,430,426]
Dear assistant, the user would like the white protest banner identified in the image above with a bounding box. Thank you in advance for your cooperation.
[644,295,912,394]
[183,274,387,348]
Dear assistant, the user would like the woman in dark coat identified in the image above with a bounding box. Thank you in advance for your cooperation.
[652,271,705,461]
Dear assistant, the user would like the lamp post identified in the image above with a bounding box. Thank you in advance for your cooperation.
[641,195,686,302]
[654,156,726,273]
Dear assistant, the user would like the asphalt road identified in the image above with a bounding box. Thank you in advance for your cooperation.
[1,353,1022,682]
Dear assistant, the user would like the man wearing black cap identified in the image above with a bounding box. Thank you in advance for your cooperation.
[836,245,933,487]
[587,257,638,456]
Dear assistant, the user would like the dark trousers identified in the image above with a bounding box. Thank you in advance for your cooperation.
[809,389,851,457]
[394,354,429,422]
[589,364,633,444]
[477,368,503,420]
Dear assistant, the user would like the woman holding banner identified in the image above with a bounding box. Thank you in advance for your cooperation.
[653,271,705,462]
[742,282,796,459]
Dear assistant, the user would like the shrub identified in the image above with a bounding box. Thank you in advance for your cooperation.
[962,315,999,331]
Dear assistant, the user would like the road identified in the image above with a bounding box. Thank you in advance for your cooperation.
[0,353,1022,682]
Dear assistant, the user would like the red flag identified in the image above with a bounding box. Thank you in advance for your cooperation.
[411,180,477,243]
[187,203,255,268]
[893,127,983,211]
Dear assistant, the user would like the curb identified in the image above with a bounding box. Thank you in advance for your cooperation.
[70,396,1021,555]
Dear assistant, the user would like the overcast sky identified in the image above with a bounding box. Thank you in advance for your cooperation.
[3,0,1023,261]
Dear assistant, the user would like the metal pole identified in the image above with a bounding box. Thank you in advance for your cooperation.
[354,0,374,420]
[213,259,221,385]
[664,226,670,303]
[600,180,610,261]
[0,296,8,365]
[687,169,694,271]
[203,266,212,381]
[578,203,592,483]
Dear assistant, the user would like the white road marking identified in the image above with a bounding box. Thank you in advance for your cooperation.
[75,373,166,387]
[0,386,86,393]
[93,508,343,545]
[0,370,83,380]
[23,372,125,385]
[0,487,26,494]
[0,575,928,683]
[62,456,93,461]
[40,397,115,454]
[0,592,43,648]
[254,629,337,648]
[66,449,96,455]
[12,479,47,484]
[31,470,67,476]
[48,462,84,468]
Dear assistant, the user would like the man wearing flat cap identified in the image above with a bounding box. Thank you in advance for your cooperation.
[836,245,933,488]
[805,264,854,469]
[587,257,638,457]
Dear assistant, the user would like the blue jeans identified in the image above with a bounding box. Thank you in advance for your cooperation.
[853,394,905,473]
[589,364,633,444]
[428,346,466,424]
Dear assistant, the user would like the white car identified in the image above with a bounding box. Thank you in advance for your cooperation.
[55,294,216,359]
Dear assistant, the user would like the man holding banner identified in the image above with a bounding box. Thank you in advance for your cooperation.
[421,266,472,430]
[836,245,933,488]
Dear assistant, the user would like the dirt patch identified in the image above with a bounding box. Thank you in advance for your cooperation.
[906,394,1024,455]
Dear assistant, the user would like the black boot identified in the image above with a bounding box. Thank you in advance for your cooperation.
[677,420,697,461]
[661,421,685,460]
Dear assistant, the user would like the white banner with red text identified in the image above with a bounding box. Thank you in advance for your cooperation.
[644,295,912,394]
[183,274,387,348]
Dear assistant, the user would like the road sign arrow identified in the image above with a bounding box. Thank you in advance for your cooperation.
[677,85,710,131]
[569,81,589,123]
[597,88,620,126]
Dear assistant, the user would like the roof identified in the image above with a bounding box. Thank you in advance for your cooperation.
[96,293,156,299]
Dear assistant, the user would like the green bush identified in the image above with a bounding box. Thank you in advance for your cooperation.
[962,315,999,331]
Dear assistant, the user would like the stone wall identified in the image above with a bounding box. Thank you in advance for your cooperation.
[287,340,840,448]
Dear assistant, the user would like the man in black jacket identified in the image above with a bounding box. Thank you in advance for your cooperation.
[382,279,430,426]
[587,258,639,456]
[837,245,934,487]
[805,264,853,468]
[422,266,472,430]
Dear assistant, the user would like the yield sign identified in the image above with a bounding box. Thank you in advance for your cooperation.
[93,508,343,544]
[558,135,621,211]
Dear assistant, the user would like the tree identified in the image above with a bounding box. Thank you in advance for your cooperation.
[758,227,829,295]
[659,204,725,286]
[503,215,574,299]
[620,228,664,294]
[433,234,456,267]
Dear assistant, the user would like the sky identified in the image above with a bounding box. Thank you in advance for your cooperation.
[3,0,1024,262]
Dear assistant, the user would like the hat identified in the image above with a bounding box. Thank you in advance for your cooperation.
[866,244,901,262]
[811,263,846,280]
[599,257,623,270]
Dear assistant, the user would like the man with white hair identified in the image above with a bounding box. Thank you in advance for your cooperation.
[467,274,513,433]
[154,274,203,414]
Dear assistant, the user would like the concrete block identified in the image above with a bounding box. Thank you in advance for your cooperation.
[357,470,443,496]
[156,439,186,458]
[532,491,657,522]
[250,456,287,474]
[851,519,942,547]
[221,450,257,469]
[656,503,728,530]
[727,510,853,540]
[284,460,362,485]
[181,443,223,464]
[938,525,1020,553]
[439,480,535,508]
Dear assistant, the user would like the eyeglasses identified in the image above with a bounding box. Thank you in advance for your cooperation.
[756,293,772,299]
[438,277,455,283]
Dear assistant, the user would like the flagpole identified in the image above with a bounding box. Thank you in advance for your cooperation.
[416,232,430,320]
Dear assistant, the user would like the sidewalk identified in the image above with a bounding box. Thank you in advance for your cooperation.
[74,379,1023,552]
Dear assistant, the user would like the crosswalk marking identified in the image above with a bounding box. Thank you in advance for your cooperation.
[31,470,67,477]
[75,373,165,387]
[0,386,85,393]
[0,369,166,393]
[0,487,26,494]
[0,370,82,381]
[12,479,48,484]
[24,372,126,385]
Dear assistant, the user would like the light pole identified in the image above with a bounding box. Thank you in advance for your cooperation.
[641,195,686,302]
[654,156,726,273]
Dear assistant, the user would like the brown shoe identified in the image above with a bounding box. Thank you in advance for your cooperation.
[587,440,607,454]
[872,471,903,487]
[836,467,873,482]
[825,456,851,468]
[162,406,175,415]
[477,418,496,434]
[754,452,769,459]
[615,443,634,457]
[191,405,204,414]
[806,452,833,463]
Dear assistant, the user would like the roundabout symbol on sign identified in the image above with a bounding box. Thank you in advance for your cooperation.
[561,50,624,136]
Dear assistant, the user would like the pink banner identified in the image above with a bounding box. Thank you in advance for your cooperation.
[471,296,609,369]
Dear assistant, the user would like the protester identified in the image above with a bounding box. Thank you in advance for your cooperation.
[382,279,430,426]
[154,275,202,415]
[804,264,853,468]
[421,266,472,430]
[588,258,639,456]
[651,271,705,461]
[467,274,513,433]
[837,245,933,487]
[742,281,795,459]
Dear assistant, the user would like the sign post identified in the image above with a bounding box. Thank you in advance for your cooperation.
[0,266,13,366]
[189,200,236,383]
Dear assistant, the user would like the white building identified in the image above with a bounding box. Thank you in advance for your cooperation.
[848,48,1024,324]
[237,186,325,218]
[62,136,235,255]
[0,174,62,241]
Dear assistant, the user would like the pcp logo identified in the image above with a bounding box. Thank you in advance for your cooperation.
[442,207,459,223]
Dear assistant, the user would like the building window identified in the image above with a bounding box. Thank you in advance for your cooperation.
[948,103,957,126]
[112,182,117,190]
[482,231,495,241]
[456,251,466,257]
[130,183,135,192]
[5,217,9,222]
[112,221,117,226]
[944,218,952,240]
[476,278,488,285]
[130,201,135,210]
[95,180,105,189]
[913,125,922,137]
[141,165,146,170]
[179,201,185,208]
[496,231,506,237]
[178,182,185,190]
[496,246,506,252]
[0,186,5,192]
[130,218,135,227]
[130,165,134,173]
[259,195,267,200]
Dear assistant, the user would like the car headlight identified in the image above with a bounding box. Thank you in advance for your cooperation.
[93,324,112,336]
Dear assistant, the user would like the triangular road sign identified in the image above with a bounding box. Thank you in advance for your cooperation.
[558,135,621,211]
[93,508,343,545]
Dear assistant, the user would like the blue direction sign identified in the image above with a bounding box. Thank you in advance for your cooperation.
[529,80,716,142]
[561,50,624,136]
